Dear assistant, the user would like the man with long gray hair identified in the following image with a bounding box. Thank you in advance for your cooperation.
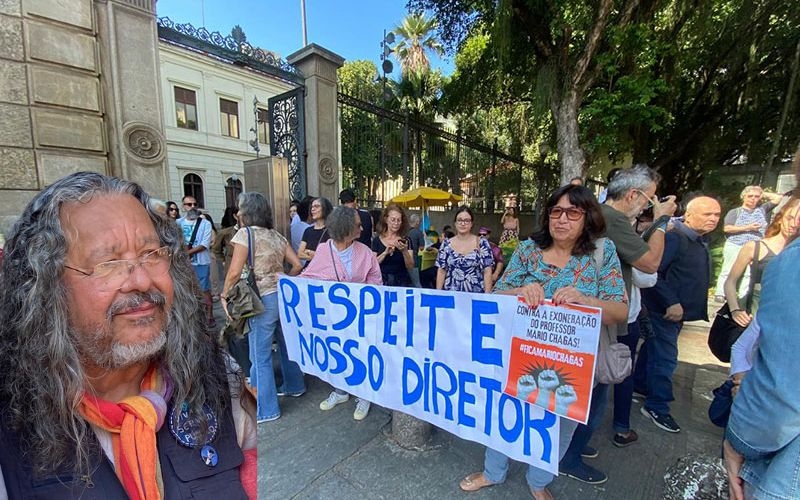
[0,172,256,499]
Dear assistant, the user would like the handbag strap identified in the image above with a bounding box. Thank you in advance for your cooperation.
[743,240,759,312]
[245,226,255,272]
[328,241,341,282]
[188,217,202,247]
[591,238,618,344]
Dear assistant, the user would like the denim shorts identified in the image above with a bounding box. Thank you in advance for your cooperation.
[194,264,211,291]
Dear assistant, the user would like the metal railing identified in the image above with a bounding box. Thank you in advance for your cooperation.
[338,92,555,213]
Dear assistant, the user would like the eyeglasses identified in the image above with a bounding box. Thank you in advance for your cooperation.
[387,217,402,224]
[64,246,172,291]
[183,202,197,207]
[548,206,586,221]
[634,190,654,210]
[168,208,178,212]
[455,218,472,224]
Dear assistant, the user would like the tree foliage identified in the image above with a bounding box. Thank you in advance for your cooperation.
[393,13,446,75]
[338,61,382,201]
[411,0,800,194]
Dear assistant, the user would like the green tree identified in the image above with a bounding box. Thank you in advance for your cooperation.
[413,0,800,194]
[393,13,445,75]
[412,0,647,184]
[338,61,382,201]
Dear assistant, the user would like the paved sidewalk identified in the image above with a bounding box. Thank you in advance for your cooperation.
[257,311,729,500]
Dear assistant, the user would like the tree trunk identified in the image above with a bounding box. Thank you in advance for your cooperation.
[552,89,586,185]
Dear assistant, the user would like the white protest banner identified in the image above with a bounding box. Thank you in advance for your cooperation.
[504,299,601,424]
[278,276,561,474]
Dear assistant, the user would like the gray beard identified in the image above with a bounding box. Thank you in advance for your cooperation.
[76,323,167,370]
[73,291,169,370]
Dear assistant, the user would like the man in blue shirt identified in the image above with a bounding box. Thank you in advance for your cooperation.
[177,196,214,326]
[638,196,721,433]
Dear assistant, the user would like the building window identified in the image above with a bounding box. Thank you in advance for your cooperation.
[225,177,243,208]
[257,108,269,146]
[183,173,205,208]
[174,87,197,130]
[220,98,240,138]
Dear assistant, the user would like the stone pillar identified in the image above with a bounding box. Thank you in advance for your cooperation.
[243,156,291,238]
[94,0,168,199]
[286,44,343,201]
[0,0,167,233]
[391,411,432,450]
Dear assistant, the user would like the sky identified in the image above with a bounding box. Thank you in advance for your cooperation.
[155,0,455,76]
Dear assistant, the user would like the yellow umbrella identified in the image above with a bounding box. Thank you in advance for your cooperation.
[390,186,462,231]
[390,186,462,208]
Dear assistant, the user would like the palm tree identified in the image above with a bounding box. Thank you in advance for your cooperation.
[393,14,444,76]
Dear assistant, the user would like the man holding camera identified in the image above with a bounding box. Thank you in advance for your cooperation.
[178,195,215,327]
[559,165,677,484]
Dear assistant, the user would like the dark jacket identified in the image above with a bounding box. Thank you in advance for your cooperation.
[0,397,247,500]
[357,208,373,247]
[641,220,711,322]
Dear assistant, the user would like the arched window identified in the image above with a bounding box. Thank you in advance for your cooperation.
[183,173,205,208]
[225,176,243,208]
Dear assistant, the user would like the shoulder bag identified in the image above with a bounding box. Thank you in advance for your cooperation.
[226,227,264,321]
[591,238,632,384]
[707,242,758,363]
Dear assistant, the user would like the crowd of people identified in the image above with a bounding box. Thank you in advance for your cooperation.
[1,159,797,498]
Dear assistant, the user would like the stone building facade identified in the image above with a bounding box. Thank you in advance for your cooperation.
[157,35,297,219]
[0,0,168,234]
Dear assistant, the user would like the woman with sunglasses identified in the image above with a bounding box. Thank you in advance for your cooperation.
[165,200,180,220]
[436,206,494,293]
[460,185,627,500]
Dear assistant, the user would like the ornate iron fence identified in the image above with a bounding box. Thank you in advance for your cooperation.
[157,17,304,86]
[338,92,553,213]
[269,88,306,202]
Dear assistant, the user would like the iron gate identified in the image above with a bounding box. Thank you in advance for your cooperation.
[269,88,306,202]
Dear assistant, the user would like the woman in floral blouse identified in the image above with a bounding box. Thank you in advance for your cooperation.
[435,206,494,293]
[459,184,627,500]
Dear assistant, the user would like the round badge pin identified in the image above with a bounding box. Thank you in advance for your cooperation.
[168,402,219,448]
[200,445,218,467]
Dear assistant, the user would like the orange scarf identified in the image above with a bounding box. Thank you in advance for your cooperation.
[79,364,170,500]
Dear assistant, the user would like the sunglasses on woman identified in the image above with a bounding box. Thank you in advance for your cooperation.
[548,206,585,221]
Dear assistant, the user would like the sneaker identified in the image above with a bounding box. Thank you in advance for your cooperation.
[581,445,598,458]
[353,398,371,421]
[319,391,349,411]
[277,388,306,397]
[559,461,608,485]
[640,407,680,433]
[257,414,280,424]
[613,429,639,447]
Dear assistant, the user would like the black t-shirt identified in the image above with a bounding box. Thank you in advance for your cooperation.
[302,226,330,252]
[372,236,409,276]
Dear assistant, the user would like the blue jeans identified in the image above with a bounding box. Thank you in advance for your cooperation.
[612,321,641,433]
[248,293,305,420]
[559,383,610,468]
[483,417,579,490]
[634,313,682,415]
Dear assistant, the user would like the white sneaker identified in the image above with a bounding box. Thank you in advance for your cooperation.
[319,391,349,411]
[353,398,371,421]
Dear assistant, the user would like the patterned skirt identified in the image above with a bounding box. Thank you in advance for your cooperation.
[499,228,519,244]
